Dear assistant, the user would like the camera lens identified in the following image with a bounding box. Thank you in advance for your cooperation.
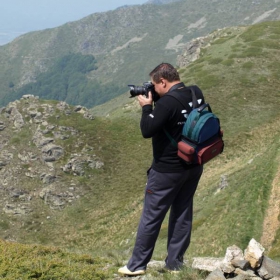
[128,85,146,97]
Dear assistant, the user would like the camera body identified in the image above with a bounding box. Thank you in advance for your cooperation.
[128,82,159,102]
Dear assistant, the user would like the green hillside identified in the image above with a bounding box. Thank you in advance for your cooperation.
[0,21,280,279]
[89,21,280,259]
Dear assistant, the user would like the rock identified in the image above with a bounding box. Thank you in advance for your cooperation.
[41,144,63,162]
[231,259,250,270]
[0,121,6,131]
[205,268,226,280]
[221,245,245,273]
[147,260,165,269]
[3,204,32,215]
[18,152,38,162]
[40,173,57,184]
[234,268,257,277]
[74,105,86,112]
[57,101,70,111]
[83,111,95,120]
[10,189,25,198]
[192,257,224,272]
[244,239,265,269]
[33,131,54,148]
[257,256,280,279]
[29,111,38,118]
[220,262,235,274]
[219,175,228,190]
[0,97,94,216]
[7,107,25,128]
[88,159,104,169]
[21,94,38,100]
[62,155,104,176]
[232,275,262,280]
[177,37,206,67]
[224,245,244,263]
[0,160,8,169]
[191,239,280,279]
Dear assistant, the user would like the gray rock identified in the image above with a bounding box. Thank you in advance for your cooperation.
[8,107,25,128]
[220,262,235,274]
[38,137,54,147]
[231,259,250,270]
[57,101,69,111]
[223,245,244,265]
[205,268,226,280]
[83,111,95,120]
[0,160,7,169]
[0,121,6,131]
[219,174,229,190]
[88,159,104,169]
[3,204,32,215]
[234,268,257,277]
[177,37,206,67]
[10,189,25,198]
[41,144,63,162]
[74,105,86,112]
[258,256,280,279]
[22,94,37,100]
[29,111,38,118]
[192,257,224,272]
[232,275,262,280]
[40,173,57,184]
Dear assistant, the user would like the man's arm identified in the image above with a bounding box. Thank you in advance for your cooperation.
[138,93,171,138]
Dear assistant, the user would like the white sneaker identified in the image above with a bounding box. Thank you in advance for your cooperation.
[118,265,146,276]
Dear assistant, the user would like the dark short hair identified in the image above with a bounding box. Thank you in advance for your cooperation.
[149,63,180,83]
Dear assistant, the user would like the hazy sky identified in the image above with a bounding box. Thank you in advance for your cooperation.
[0,0,148,44]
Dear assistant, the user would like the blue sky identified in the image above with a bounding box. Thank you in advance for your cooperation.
[0,0,148,44]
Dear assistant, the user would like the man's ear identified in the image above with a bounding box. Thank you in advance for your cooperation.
[161,78,167,88]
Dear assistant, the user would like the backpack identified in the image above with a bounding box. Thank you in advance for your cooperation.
[165,86,224,165]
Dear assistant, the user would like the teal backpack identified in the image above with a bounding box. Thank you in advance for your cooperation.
[165,86,224,165]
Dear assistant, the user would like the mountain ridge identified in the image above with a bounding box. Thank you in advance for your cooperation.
[0,0,279,107]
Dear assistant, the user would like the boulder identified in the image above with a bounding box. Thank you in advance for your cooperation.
[192,257,224,272]
[257,256,280,279]
[205,268,226,280]
[41,144,63,162]
[244,239,265,269]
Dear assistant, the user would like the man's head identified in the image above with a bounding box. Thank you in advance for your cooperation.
[149,63,180,96]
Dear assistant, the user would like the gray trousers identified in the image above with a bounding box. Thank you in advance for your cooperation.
[127,165,203,271]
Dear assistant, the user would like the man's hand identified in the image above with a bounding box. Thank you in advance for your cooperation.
[137,91,153,107]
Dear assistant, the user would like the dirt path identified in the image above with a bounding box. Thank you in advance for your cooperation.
[260,160,280,251]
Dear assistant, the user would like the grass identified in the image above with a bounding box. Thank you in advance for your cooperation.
[0,239,109,280]
[0,237,211,279]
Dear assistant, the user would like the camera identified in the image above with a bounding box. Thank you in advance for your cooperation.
[128,82,159,102]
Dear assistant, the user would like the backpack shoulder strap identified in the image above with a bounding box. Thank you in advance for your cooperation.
[190,87,198,109]
[163,128,178,148]
[163,86,200,147]
[167,86,199,109]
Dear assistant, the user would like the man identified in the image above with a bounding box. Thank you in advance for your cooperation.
[118,63,204,276]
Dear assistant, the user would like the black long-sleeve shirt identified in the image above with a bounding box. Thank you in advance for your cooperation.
[140,83,205,172]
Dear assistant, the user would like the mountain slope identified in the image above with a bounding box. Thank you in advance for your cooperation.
[0,0,279,107]
[1,21,280,267]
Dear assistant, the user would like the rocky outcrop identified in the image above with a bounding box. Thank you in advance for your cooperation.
[0,95,102,213]
[176,27,244,68]
[176,36,208,68]
[192,239,280,279]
